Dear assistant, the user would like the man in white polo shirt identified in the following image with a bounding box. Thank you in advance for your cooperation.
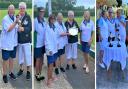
[1,4,18,83]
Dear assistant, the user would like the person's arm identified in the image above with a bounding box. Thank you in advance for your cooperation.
[2,17,18,32]
[120,19,126,27]
[88,21,95,45]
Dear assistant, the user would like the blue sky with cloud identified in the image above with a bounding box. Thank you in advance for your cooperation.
[34,0,95,8]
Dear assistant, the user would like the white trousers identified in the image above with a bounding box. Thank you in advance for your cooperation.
[65,43,78,60]
[18,43,31,66]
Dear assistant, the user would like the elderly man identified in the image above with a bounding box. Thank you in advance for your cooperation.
[1,4,18,83]
[65,10,79,70]
[16,2,32,80]
[80,11,95,73]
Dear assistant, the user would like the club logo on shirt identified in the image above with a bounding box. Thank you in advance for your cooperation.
[23,19,28,25]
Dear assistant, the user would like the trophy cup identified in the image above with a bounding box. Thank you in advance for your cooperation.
[108,32,113,47]
[16,14,22,27]
[117,34,121,47]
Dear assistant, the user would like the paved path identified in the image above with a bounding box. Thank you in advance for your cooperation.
[96,42,128,89]
[0,51,32,89]
[34,49,95,89]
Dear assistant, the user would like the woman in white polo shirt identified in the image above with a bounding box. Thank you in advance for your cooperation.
[80,11,95,73]
[45,14,58,87]
[34,7,46,81]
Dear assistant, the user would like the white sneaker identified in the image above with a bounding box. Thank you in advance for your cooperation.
[83,64,86,69]
[85,67,89,73]
[99,63,105,69]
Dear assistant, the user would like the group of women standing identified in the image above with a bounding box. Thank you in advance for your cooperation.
[98,7,126,68]
[34,7,94,87]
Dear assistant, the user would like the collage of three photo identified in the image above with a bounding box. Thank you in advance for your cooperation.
[0,0,128,89]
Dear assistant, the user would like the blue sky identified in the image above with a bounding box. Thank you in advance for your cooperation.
[34,0,95,9]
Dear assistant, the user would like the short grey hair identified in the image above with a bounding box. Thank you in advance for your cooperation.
[84,11,90,15]
[8,4,15,10]
[57,12,63,17]
[19,2,27,9]
[68,10,74,16]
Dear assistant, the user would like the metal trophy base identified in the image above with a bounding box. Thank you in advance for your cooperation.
[109,43,113,47]
[117,43,121,47]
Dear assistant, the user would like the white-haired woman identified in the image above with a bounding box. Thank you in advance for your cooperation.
[54,13,68,75]
[17,2,32,80]
[65,10,79,70]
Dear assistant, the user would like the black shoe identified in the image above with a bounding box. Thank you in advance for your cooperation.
[3,75,8,83]
[26,71,31,81]
[60,67,65,72]
[72,64,77,69]
[66,64,70,70]
[17,69,23,77]
[35,74,41,81]
[35,74,45,81]
[55,68,59,75]
[9,72,17,80]
[39,74,45,81]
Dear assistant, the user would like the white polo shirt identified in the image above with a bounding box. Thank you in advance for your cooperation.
[45,24,58,55]
[98,17,109,41]
[1,15,18,51]
[34,17,47,48]
[55,21,68,49]
[80,19,94,42]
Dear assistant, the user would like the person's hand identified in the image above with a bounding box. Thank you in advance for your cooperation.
[99,35,103,42]
[67,32,71,36]
[88,39,92,46]
[18,27,24,32]
[15,17,20,24]
[49,51,53,55]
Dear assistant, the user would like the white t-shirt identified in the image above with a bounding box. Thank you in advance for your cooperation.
[80,20,94,42]
[34,17,47,48]
[1,15,18,50]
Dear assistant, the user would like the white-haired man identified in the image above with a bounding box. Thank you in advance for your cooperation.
[16,2,32,80]
[1,4,19,83]
[65,10,80,70]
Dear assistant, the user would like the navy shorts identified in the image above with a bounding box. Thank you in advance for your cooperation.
[2,47,17,61]
[81,41,90,53]
[34,46,45,59]
[58,47,65,57]
[47,52,58,65]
